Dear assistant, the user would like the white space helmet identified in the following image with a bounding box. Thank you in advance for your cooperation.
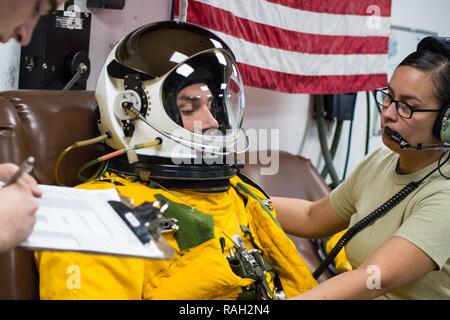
[95,21,245,168]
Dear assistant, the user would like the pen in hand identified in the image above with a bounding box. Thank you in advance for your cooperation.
[2,156,36,188]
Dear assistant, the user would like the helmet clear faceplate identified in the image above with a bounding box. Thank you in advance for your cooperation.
[161,50,244,138]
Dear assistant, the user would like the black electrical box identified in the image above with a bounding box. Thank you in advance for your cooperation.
[323,93,357,121]
[87,0,126,9]
[19,10,91,90]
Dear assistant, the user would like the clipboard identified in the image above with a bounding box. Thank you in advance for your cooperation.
[19,185,174,259]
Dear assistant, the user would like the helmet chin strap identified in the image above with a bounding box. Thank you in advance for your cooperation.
[121,101,250,157]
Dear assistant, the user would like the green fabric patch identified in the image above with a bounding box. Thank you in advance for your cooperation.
[235,182,281,227]
[154,194,215,252]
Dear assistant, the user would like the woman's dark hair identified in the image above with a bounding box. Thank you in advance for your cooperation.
[398,49,450,109]
[398,50,450,108]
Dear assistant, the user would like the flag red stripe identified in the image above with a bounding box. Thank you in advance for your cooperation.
[266,0,392,17]
[238,63,387,94]
[187,1,389,54]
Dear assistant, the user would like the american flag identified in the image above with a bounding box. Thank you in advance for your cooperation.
[174,0,392,94]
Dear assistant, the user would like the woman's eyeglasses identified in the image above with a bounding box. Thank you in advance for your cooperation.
[374,88,440,119]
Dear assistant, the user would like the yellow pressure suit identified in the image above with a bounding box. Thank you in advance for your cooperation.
[325,230,352,274]
[35,173,317,299]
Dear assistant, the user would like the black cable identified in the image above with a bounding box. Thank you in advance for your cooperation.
[330,121,344,160]
[365,92,371,156]
[313,154,450,280]
[342,104,356,180]
[315,95,341,187]
[438,152,450,179]
[170,0,176,20]
[321,120,343,178]
[313,181,419,279]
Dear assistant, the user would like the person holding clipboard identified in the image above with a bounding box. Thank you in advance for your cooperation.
[0,0,65,253]
[0,157,42,253]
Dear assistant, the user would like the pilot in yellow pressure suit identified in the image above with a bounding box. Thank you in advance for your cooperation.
[35,21,317,299]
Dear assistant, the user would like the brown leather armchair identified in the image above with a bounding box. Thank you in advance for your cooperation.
[0,90,331,299]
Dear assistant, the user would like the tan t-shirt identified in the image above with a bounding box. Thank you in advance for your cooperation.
[330,147,450,299]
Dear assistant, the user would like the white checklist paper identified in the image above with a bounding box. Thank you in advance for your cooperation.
[20,185,173,259]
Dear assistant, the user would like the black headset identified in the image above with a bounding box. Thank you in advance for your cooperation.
[416,36,450,142]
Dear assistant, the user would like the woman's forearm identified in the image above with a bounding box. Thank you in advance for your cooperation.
[292,267,387,300]
[293,235,437,300]
[271,196,314,237]
[272,196,347,238]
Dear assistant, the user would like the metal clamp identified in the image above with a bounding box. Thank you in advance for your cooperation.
[108,199,178,245]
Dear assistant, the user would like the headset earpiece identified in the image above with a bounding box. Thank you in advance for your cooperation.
[435,106,450,143]
[417,36,450,143]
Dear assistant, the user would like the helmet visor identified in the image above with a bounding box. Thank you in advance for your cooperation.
[161,50,244,136]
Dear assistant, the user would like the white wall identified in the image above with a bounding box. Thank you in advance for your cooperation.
[82,0,171,89]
